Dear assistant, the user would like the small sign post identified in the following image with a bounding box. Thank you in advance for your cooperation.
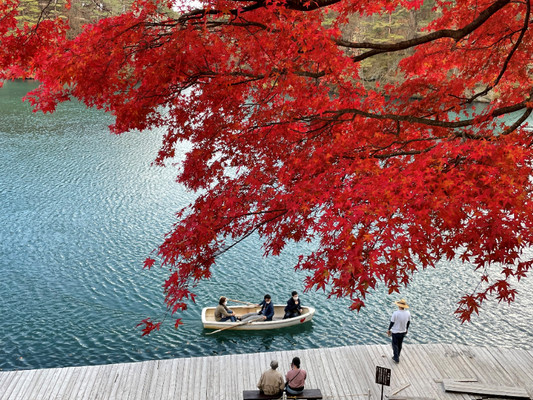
[375,366,391,400]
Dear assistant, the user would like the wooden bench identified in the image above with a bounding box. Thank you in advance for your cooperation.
[243,389,323,399]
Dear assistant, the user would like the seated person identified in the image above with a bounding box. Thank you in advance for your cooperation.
[257,294,275,321]
[214,296,237,322]
[283,291,302,319]
[285,357,307,395]
[241,294,275,321]
[257,360,285,396]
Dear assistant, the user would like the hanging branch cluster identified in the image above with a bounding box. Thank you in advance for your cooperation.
[3,0,533,334]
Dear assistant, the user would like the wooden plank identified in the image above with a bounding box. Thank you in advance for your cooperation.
[206,355,219,400]
[178,357,192,400]
[0,370,27,400]
[388,397,436,400]
[59,364,91,399]
[390,383,411,396]
[1,370,28,400]
[366,344,415,399]
[426,344,473,400]
[107,363,130,400]
[110,361,135,400]
[106,362,129,400]
[23,368,56,399]
[181,357,196,400]
[314,347,339,399]
[329,346,363,399]
[428,343,478,384]
[196,356,208,400]
[155,358,174,400]
[465,345,514,386]
[134,360,155,400]
[345,345,374,399]
[389,345,427,399]
[0,370,11,393]
[139,360,159,400]
[317,347,345,399]
[1,343,533,400]
[121,361,145,400]
[165,357,182,399]
[149,360,165,399]
[485,346,533,389]
[13,369,43,400]
[82,364,108,400]
[442,379,530,398]
[58,366,86,400]
[219,354,232,400]
[47,367,74,400]
[75,364,101,400]
[246,351,261,393]
[406,344,449,400]
[225,354,239,400]
[89,364,117,400]
[234,353,246,400]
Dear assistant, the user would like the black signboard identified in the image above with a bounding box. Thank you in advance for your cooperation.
[375,366,391,386]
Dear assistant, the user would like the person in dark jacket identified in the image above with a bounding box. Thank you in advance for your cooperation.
[283,291,302,319]
[241,294,275,321]
[257,294,275,321]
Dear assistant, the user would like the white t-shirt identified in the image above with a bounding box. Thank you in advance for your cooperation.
[390,309,411,333]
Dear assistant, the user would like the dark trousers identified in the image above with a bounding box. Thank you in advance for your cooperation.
[391,332,406,361]
[283,311,300,319]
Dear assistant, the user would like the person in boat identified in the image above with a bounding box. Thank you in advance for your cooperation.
[214,296,238,322]
[257,294,275,321]
[283,291,302,319]
[241,294,275,321]
[285,356,307,395]
[257,360,285,396]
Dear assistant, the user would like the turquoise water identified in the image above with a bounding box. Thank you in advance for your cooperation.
[1,80,532,371]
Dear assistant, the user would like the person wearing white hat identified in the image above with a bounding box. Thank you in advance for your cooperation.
[387,299,411,363]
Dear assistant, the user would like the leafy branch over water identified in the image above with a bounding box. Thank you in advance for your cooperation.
[3,0,533,334]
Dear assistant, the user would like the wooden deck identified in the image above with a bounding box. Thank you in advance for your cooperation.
[1,343,532,399]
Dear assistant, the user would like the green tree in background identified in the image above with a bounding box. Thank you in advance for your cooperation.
[342,1,437,87]
[17,0,137,37]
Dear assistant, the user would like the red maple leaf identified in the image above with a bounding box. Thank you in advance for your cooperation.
[6,0,533,333]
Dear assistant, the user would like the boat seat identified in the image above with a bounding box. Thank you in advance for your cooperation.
[243,389,323,399]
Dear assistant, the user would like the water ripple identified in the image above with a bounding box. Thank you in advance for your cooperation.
[1,81,532,372]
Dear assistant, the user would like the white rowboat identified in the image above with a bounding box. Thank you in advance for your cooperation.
[202,305,315,331]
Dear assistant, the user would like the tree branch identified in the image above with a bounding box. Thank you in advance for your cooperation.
[334,0,511,62]
[316,100,529,130]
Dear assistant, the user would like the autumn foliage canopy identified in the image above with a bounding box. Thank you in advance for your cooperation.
[2,0,533,334]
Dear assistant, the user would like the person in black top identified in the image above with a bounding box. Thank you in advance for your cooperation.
[283,291,302,319]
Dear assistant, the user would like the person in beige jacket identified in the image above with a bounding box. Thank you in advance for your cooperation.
[257,360,285,396]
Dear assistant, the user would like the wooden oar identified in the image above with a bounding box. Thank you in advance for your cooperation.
[227,298,255,306]
[206,315,263,335]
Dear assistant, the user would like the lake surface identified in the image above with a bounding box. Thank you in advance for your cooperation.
[1,80,532,371]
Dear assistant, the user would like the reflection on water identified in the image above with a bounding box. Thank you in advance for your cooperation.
[1,80,532,371]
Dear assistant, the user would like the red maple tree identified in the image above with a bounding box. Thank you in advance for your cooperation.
[3,0,533,333]
[0,0,67,83]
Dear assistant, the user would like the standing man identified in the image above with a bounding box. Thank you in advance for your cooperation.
[387,299,411,364]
